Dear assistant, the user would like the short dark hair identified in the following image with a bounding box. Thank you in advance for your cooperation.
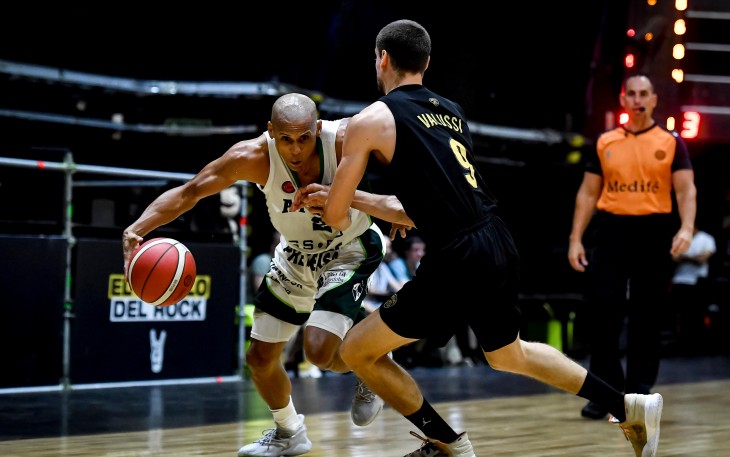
[623,73,655,93]
[375,19,431,74]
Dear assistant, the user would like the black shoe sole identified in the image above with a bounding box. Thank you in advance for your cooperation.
[581,403,608,420]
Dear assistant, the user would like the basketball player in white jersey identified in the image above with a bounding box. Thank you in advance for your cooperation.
[122,93,414,457]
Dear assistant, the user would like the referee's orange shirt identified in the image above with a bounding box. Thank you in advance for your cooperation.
[586,124,692,216]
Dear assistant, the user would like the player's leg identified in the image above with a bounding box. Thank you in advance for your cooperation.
[239,309,312,457]
[340,308,419,413]
[303,225,383,371]
[478,315,661,457]
[245,258,314,408]
[303,312,353,373]
[487,337,589,392]
[305,225,386,426]
[240,261,315,457]
[305,308,388,427]
[304,298,369,373]
[343,307,475,456]
[246,311,300,408]
[472,283,589,394]
[466,229,628,419]
[304,273,370,374]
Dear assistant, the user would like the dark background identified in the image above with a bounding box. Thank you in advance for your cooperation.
[0,1,627,132]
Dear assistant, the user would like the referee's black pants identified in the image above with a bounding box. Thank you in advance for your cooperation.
[583,212,676,394]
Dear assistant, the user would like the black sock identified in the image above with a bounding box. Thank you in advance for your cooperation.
[577,371,626,422]
[405,398,458,444]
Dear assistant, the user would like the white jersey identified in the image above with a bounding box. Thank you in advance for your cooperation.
[258,119,372,254]
[255,119,383,316]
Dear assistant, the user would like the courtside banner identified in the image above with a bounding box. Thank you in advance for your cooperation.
[72,238,239,383]
[108,274,211,322]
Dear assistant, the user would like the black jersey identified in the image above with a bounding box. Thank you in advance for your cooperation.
[379,85,497,247]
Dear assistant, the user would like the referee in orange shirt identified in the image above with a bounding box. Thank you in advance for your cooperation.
[568,74,697,420]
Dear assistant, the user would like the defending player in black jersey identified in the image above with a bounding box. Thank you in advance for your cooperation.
[294,19,664,457]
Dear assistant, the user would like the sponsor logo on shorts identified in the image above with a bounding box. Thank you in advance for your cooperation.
[270,264,305,295]
[382,294,397,309]
[352,282,364,301]
[319,270,347,289]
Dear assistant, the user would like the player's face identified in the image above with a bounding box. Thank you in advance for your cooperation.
[272,119,320,172]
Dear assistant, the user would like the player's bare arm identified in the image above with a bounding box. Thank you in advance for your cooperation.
[291,183,414,226]
[334,117,351,163]
[323,103,395,231]
[122,134,270,270]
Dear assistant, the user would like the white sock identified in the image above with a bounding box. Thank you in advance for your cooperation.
[271,397,301,433]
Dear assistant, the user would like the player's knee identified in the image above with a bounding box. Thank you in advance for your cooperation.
[303,345,334,370]
[485,339,527,373]
[339,339,356,366]
[302,328,340,370]
[487,356,521,373]
[339,340,371,370]
[245,341,277,371]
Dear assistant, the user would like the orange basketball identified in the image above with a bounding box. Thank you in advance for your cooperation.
[126,237,197,307]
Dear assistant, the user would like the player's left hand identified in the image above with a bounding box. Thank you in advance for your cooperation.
[291,183,329,215]
[389,223,411,240]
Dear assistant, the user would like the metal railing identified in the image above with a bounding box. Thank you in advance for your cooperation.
[0,153,251,389]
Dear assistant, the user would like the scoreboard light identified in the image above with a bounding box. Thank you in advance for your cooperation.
[674,19,686,35]
[667,117,676,131]
[672,44,685,60]
[680,111,700,139]
[625,53,636,68]
[672,69,684,83]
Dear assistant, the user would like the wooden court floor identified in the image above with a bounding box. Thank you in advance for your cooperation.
[1,355,729,456]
